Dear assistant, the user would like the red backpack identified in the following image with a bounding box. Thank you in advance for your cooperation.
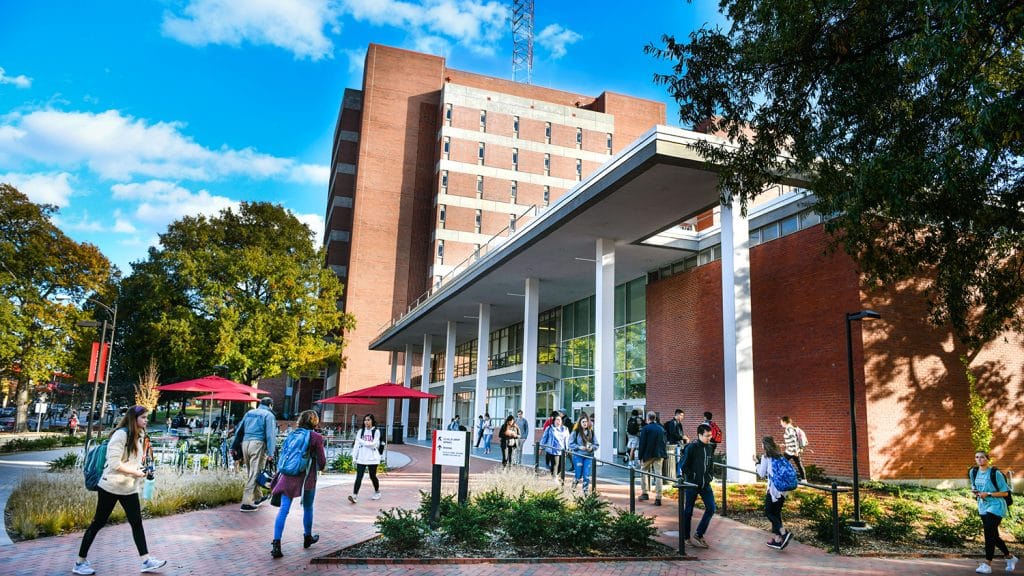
[709,421,723,444]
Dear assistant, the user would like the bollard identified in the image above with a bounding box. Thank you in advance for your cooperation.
[677,477,687,556]
[721,468,728,516]
[590,453,597,494]
[831,482,841,554]
[629,466,636,514]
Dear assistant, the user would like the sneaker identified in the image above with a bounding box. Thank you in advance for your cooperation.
[1008,556,1019,572]
[255,494,270,505]
[348,494,358,504]
[977,563,993,574]
[689,537,709,549]
[371,492,381,501]
[639,493,649,501]
[766,540,782,549]
[780,530,793,550]
[654,499,662,506]
[73,560,96,575]
[140,557,167,573]
[240,504,258,512]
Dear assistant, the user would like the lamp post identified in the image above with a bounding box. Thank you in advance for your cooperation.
[77,319,104,450]
[61,296,117,422]
[846,309,881,528]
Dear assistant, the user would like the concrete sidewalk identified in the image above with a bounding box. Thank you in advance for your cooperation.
[0,443,981,575]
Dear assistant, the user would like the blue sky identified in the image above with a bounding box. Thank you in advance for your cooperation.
[0,1,725,274]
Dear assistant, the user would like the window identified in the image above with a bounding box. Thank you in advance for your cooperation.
[437,240,445,262]
[761,223,780,242]
[509,214,517,232]
[476,175,484,197]
[475,209,481,233]
[780,215,799,236]
[800,210,821,227]
[510,181,517,203]
[544,153,550,176]
[543,185,550,207]
[441,170,448,190]
[512,148,518,171]
[545,122,551,143]
[445,104,452,126]
[478,142,485,164]
[576,127,582,148]
[576,158,582,180]
[443,137,450,159]
[606,133,613,153]
[479,110,486,131]
[439,204,446,227]
[513,116,520,137]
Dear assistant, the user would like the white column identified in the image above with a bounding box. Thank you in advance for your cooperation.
[419,334,432,441]
[594,238,616,462]
[521,277,539,455]
[387,351,397,438]
[475,303,491,425]
[721,196,756,481]
[402,344,413,434]
[442,321,457,425]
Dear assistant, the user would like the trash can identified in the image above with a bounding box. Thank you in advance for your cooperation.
[391,424,404,444]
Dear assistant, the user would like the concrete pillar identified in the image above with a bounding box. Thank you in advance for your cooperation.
[594,238,615,461]
[387,351,397,437]
[521,277,539,455]
[418,334,432,441]
[402,343,413,434]
[720,196,756,481]
[475,303,491,424]
[442,321,456,426]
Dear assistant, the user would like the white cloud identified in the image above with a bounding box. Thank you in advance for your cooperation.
[111,180,237,226]
[112,218,137,234]
[0,171,74,206]
[536,24,581,59]
[161,0,341,61]
[0,108,328,184]
[341,0,507,56]
[0,67,32,88]
[294,212,325,248]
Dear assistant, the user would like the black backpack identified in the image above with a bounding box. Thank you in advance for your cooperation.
[626,416,641,436]
[970,466,1014,507]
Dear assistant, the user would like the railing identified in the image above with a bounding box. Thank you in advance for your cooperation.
[714,462,851,554]
[533,441,697,555]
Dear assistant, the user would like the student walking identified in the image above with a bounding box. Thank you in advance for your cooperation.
[638,411,667,505]
[73,406,166,575]
[679,423,717,549]
[970,451,1017,574]
[569,413,598,495]
[348,414,383,503]
[499,415,520,467]
[513,410,529,465]
[780,416,808,480]
[239,397,277,511]
[755,436,794,550]
[481,415,494,454]
[540,414,570,480]
[270,410,327,559]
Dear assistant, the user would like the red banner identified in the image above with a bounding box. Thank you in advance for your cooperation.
[87,342,99,382]
[97,343,109,383]
[87,342,110,383]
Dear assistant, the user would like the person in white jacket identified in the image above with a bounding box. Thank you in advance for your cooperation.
[755,436,794,550]
[348,413,382,504]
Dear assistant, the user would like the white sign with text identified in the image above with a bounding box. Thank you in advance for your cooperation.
[432,430,468,467]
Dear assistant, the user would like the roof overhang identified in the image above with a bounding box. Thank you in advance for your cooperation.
[369,125,810,352]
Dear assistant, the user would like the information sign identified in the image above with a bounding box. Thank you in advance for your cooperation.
[432,430,468,467]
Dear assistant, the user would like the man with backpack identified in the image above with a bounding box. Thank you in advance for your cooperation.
[780,416,808,481]
[239,397,277,512]
[679,423,717,549]
[663,408,687,481]
[702,412,723,445]
[625,409,643,468]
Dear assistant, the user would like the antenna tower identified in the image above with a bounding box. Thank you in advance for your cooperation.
[511,0,534,83]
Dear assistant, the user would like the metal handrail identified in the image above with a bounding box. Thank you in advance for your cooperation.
[713,461,851,554]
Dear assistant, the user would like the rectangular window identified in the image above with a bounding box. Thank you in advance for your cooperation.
[543,185,550,207]
[476,175,484,196]
[800,210,821,228]
[479,109,486,131]
[761,223,780,242]
[445,104,452,126]
[510,181,517,203]
[441,170,448,190]
[443,137,450,159]
[439,204,446,227]
[576,127,583,148]
[576,158,582,180]
[545,122,551,143]
[478,142,485,164]
[606,133,613,153]
[509,214,517,233]
[437,240,445,262]
[544,153,550,176]
[513,116,520,137]
[780,215,799,236]
[475,209,481,233]
[512,148,518,171]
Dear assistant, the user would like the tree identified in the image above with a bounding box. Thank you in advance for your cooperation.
[0,184,112,431]
[118,202,355,387]
[134,357,161,412]
[646,1,1023,352]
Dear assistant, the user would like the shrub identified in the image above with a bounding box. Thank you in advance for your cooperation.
[417,490,458,524]
[796,492,828,518]
[872,499,922,542]
[803,464,827,483]
[925,511,981,547]
[330,453,355,473]
[562,492,611,551]
[857,496,882,523]
[375,507,427,550]
[502,491,567,546]
[440,503,492,548]
[607,510,657,550]
[48,451,80,472]
[472,488,515,524]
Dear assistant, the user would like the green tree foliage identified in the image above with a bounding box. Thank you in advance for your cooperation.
[647,1,1023,353]
[0,184,111,430]
[117,202,354,386]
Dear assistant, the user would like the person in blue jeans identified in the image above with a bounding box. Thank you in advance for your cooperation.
[269,410,327,559]
[569,413,599,495]
[678,423,717,549]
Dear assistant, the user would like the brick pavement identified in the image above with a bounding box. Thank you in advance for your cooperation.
[0,444,983,575]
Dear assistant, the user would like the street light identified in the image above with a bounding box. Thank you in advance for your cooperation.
[60,296,118,422]
[846,309,881,529]
[77,319,104,450]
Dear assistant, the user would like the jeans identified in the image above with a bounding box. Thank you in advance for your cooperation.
[683,484,716,539]
[764,491,786,536]
[273,489,316,540]
[79,488,148,557]
[572,453,593,492]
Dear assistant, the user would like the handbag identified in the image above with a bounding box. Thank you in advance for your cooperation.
[256,461,275,489]
[507,438,517,447]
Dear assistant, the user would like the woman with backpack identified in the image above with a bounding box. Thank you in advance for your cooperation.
[755,436,794,551]
[539,414,570,481]
[269,410,327,559]
[348,413,382,504]
[73,406,165,575]
[569,413,599,495]
[970,450,1017,574]
[499,415,519,468]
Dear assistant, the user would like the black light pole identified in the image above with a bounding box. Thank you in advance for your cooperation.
[77,319,104,450]
[846,309,880,528]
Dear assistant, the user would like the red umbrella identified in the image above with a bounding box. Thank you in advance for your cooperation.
[338,382,437,399]
[157,375,269,395]
[194,391,262,402]
[316,396,377,405]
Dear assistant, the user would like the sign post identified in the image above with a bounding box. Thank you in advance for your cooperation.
[430,429,471,527]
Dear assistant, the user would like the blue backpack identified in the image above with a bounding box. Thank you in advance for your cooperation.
[277,428,312,476]
[770,456,799,492]
[84,427,127,491]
